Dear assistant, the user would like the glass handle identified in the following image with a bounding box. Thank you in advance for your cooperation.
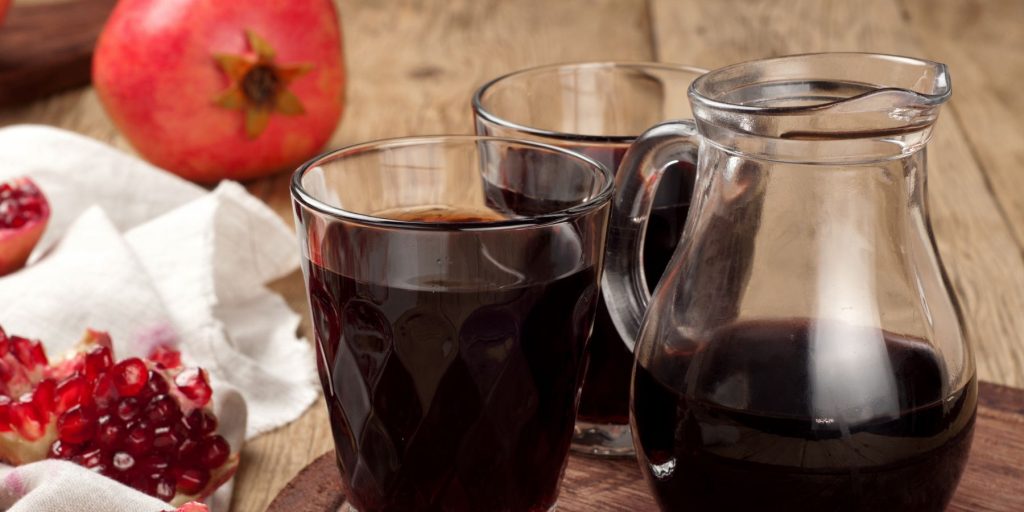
[602,120,700,351]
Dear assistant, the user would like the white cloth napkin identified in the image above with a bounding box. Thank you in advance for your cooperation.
[0,125,319,510]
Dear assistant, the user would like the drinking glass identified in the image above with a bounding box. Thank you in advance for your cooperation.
[473,62,705,456]
[291,136,612,512]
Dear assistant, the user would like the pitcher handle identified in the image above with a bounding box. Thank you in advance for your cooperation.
[602,120,701,351]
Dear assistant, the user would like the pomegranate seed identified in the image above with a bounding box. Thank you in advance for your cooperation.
[175,368,212,407]
[155,477,176,501]
[145,394,180,426]
[112,358,149,397]
[48,439,81,459]
[54,375,90,414]
[184,409,218,436]
[76,448,105,468]
[139,454,171,472]
[84,346,113,381]
[93,373,118,410]
[57,405,96,444]
[152,425,181,453]
[11,336,48,368]
[199,435,231,469]
[177,438,201,465]
[116,397,141,422]
[112,451,135,471]
[142,370,169,397]
[149,345,182,369]
[176,467,210,495]
[124,424,153,456]
[0,395,11,432]
[96,420,124,449]
[31,378,56,419]
[10,399,45,439]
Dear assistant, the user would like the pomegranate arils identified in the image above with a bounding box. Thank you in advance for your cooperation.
[150,345,183,370]
[57,405,95,444]
[174,368,212,408]
[96,420,123,449]
[199,435,230,469]
[112,451,135,471]
[54,375,89,414]
[92,373,118,409]
[146,394,180,425]
[184,408,218,436]
[124,424,153,456]
[144,369,170,397]
[76,447,105,469]
[177,467,210,495]
[84,346,113,381]
[49,439,79,459]
[10,399,45,439]
[112,358,148,397]
[156,477,177,501]
[116,397,140,422]
[1,325,236,504]
[30,378,55,418]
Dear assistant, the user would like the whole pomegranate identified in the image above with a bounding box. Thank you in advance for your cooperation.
[0,326,238,506]
[93,0,345,183]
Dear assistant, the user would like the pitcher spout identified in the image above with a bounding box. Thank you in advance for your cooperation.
[688,53,952,162]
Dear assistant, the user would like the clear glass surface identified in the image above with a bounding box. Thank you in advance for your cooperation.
[604,53,977,511]
[292,136,611,512]
[474,61,705,457]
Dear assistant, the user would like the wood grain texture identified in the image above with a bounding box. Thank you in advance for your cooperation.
[0,1,1023,511]
[0,0,115,108]
[266,382,1024,512]
[649,0,1024,388]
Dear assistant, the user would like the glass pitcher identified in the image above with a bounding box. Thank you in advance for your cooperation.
[604,53,977,511]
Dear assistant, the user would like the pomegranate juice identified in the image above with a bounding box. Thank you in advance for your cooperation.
[632,319,976,511]
[574,145,695,424]
[303,212,599,512]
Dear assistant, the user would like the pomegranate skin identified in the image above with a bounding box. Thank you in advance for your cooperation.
[0,0,10,26]
[93,0,345,183]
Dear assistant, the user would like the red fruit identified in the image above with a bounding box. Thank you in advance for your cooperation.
[93,0,345,182]
[0,325,238,506]
[0,177,51,276]
[57,405,96,444]
[111,358,149,397]
[172,502,210,512]
[150,345,183,370]
[0,0,10,26]
[174,368,212,408]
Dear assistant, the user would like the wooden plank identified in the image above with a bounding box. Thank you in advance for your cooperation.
[898,0,1024,256]
[648,0,1024,388]
[266,382,1024,511]
[233,1,656,511]
[0,0,116,108]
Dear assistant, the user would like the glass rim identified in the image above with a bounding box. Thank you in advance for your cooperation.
[472,61,708,144]
[290,135,614,232]
[688,52,952,115]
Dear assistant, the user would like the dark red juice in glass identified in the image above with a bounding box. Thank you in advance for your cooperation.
[572,144,695,425]
[304,212,599,512]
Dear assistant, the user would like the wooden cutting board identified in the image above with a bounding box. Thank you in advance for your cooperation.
[0,0,117,108]
[268,381,1024,511]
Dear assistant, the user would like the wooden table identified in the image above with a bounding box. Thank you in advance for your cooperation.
[3,1,1023,510]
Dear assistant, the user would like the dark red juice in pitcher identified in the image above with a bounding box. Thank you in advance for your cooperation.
[633,319,976,511]
[574,145,695,424]
[304,208,600,512]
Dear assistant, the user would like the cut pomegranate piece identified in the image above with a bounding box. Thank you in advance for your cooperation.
[0,325,238,506]
[0,177,50,276]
